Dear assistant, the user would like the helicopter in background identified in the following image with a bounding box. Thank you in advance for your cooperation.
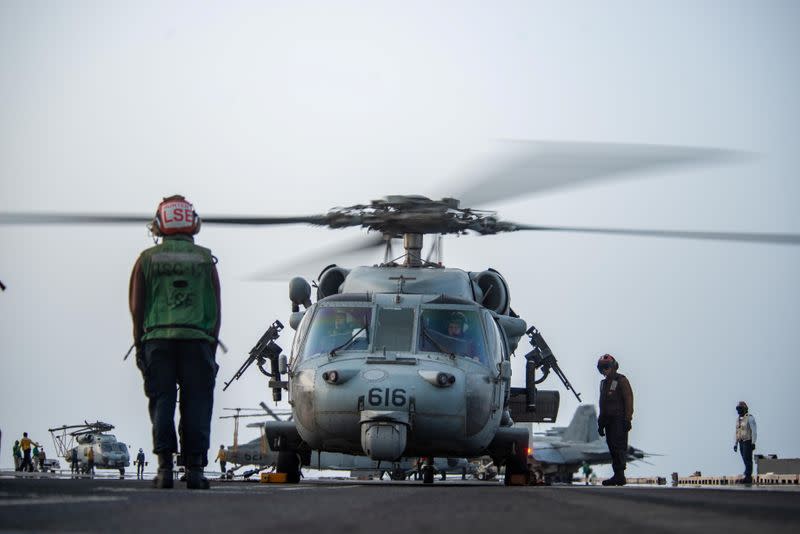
[5,140,799,485]
[48,421,130,476]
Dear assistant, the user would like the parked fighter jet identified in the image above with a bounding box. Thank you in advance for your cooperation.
[528,404,649,483]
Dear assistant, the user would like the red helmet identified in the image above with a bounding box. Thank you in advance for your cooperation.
[150,195,201,236]
[597,353,618,372]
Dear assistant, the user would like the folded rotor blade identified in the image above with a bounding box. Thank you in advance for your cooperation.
[509,223,800,246]
[455,140,747,208]
[260,402,292,422]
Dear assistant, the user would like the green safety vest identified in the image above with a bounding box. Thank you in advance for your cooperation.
[139,235,218,343]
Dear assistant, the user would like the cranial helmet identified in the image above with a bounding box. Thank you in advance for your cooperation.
[448,311,467,326]
[150,195,201,236]
[737,401,749,412]
[597,353,619,372]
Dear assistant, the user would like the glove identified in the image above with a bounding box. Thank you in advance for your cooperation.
[752,444,756,451]
[624,420,632,432]
[598,425,605,437]
[733,444,738,452]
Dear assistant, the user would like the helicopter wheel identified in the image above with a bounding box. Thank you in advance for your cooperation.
[422,466,435,484]
[503,454,529,486]
[276,451,301,483]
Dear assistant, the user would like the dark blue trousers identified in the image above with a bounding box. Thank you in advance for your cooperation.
[140,339,217,462]
[738,439,754,479]
[604,416,629,476]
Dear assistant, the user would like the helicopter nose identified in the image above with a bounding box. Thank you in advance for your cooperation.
[360,418,408,461]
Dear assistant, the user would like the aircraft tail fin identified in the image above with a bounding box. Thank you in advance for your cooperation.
[561,404,600,443]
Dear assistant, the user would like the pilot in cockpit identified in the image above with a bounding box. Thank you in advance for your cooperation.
[329,311,352,339]
[447,312,467,339]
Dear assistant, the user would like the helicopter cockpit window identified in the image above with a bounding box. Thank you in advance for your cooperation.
[372,307,415,352]
[100,443,112,453]
[300,306,372,360]
[418,309,488,365]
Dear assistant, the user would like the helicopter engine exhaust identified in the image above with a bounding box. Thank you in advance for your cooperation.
[360,411,410,461]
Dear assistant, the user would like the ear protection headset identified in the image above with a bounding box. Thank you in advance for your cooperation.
[149,195,201,236]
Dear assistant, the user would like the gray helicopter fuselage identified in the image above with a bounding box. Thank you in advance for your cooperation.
[287,266,521,461]
[72,433,130,471]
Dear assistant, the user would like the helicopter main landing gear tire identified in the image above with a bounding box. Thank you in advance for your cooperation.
[277,451,301,483]
[503,454,529,486]
[422,466,434,484]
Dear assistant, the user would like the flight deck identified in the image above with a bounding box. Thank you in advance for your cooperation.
[1,474,798,533]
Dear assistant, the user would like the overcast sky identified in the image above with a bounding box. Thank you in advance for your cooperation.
[1,0,798,478]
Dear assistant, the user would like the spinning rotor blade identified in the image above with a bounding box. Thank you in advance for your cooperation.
[202,215,326,225]
[507,223,800,246]
[249,233,387,281]
[0,213,151,224]
[454,140,746,208]
[0,212,327,226]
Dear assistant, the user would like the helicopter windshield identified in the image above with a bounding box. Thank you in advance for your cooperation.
[418,308,488,365]
[300,306,372,359]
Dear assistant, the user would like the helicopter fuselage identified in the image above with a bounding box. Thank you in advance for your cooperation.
[283,266,528,462]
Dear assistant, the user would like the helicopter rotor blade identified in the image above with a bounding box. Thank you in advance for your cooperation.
[0,213,152,224]
[259,402,284,422]
[506,223,800,246]
[248,233,387,281]
[0,212,327,226]
[454,140,747,208]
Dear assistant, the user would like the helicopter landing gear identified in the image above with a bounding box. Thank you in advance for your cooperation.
[422,457,435,484]
[389,468,407,481]
[503,454,529,486]
[277,451,301,483]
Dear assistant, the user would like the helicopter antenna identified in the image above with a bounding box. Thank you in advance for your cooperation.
[425,235,444,265]
[383,236,394,263]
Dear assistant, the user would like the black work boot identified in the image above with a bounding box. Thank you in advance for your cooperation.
[611,451,627,486]
[186,454,210,490]
[153,453,174,489]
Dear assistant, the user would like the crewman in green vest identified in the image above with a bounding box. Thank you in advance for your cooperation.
[130,195,221,489]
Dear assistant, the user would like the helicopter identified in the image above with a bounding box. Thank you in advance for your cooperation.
[48,421,131,476]
[4,140,799,485]
[220,402,470,481]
